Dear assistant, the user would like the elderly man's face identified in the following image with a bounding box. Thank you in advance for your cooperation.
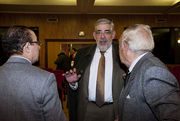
[119,37,126,65]
[93,24,115,52]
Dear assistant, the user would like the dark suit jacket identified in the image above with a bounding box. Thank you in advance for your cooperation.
[119,52,180,121]
[0,57,66,121]
[71,44,124,121]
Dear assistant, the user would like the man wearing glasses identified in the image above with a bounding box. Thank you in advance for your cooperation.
[64,18,125,121]
[0,26,66,121]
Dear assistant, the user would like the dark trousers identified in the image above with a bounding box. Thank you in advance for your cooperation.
[84,101,114,121]
[67,86,78,121]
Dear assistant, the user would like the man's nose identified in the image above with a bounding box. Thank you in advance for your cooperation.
[100,32,105,38]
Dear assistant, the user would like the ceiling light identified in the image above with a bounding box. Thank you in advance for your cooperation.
[173,0,180,5]
[94,0,179,6]
[178,39,180,44]
[0,0,76,5]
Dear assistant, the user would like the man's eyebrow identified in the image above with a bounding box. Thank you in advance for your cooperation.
[96,29,110,31]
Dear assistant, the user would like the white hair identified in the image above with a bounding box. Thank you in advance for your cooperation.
[121,24,154,54]
[94,18,114,32]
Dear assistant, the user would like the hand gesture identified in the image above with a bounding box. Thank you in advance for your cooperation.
[62,68,81,83]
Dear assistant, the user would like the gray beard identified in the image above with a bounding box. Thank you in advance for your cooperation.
[97,41,112,52]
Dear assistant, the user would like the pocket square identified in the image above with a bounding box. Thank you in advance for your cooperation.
[126,94,131,99]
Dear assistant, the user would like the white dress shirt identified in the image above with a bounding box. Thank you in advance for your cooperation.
[69,45,113,102]
[129,52,148,73]
[88,45,113,102]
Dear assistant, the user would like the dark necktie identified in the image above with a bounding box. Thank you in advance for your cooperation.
[96,51,105,107]
[124,72,131,87]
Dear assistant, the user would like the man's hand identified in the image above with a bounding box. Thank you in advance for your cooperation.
[62,68,81,83]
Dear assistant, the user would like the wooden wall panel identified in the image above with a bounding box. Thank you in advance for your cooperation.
[47,42,61,70]
[0,13,180,68]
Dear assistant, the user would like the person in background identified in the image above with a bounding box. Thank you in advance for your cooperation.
[64,18,125,121]
[70,48,77,67]
[0,26,66,121]
[55,50,71,102]
[118,24,180,121]
[55,50,71,72]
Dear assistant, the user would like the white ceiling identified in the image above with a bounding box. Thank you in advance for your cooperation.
[94,0,178,6]
[0,0,180,14]
[0,0,76,5]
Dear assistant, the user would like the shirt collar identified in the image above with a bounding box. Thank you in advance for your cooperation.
[11,56,32,64]
[129,52,148,72]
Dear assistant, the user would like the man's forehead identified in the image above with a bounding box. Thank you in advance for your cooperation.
[95,24,111,30]
[29,30,37,40]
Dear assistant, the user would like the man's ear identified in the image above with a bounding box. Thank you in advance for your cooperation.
[93,32,96,40]
[23,42,31,54]
[112,31,116,39]
[123,41,129,51]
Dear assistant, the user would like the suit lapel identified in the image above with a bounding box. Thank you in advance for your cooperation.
[112,45,121,99]
[81,45,96,98]
[122,52,153,96]
[82,63,91,99]
[111,44,125,104]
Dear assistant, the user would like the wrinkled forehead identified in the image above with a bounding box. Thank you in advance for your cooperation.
[95,24,111,31]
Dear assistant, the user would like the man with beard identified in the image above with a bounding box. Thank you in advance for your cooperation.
[63,18,124,121]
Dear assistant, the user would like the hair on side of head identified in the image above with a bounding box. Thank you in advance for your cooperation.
[121,24,154,53]
[94,18,114,32]
[1,26,33,56]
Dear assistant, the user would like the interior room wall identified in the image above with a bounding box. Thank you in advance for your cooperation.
[0,13,180,68]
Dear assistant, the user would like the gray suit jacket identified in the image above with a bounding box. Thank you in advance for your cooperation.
[0,57,66,121]
[73,44,124,121]
[119,52,180,121]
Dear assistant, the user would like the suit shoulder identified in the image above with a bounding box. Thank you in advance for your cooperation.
[78,45,96,52]
[143,56,166,69]
[29,66,54,78]
[76,45,96,57]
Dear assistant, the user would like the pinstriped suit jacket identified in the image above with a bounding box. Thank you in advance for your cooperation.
[0,57,66,121]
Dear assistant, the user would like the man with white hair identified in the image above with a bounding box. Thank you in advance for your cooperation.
[118,24,180,121]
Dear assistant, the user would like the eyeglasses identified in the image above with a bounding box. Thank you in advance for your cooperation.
[95,30,112,35]
[30,41,42,46]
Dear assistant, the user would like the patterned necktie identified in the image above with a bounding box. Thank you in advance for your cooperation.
[96,51,105,107]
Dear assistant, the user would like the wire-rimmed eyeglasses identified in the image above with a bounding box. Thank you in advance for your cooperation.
[95,30,112,36]
[30,40,42,46]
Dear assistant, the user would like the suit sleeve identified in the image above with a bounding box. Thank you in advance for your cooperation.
[41,73,67,121]
[143,66,180,121]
